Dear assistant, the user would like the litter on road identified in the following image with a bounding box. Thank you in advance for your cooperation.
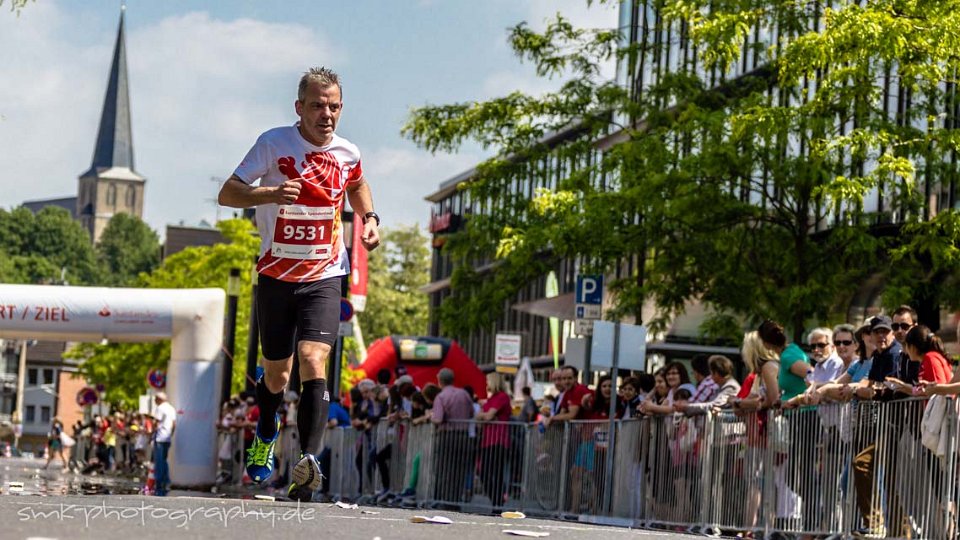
[410,515,453,524]
[501,511,526,519]
[503,531,549,537]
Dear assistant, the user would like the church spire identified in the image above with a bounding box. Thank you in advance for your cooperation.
[84,8,136,176]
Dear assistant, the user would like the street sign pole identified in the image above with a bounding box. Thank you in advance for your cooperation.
[603,321,621,513]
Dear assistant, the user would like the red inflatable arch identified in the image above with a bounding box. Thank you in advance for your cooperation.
[358,336,487,400]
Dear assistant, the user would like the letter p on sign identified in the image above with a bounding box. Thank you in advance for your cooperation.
[576,275,603,305]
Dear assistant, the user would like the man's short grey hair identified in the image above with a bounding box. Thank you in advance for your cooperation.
[357,379,376,392]
[299,67,342,101]
[808,327,833,344]
[438,368,455,386]
[833,323,856,339]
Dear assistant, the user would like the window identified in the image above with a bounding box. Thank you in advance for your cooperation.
[27,368,37,386]
[106,183,117,205]
[25,405,35,423]
[126,185,136,208]
[40,406,51,424]
[43,369,53,385]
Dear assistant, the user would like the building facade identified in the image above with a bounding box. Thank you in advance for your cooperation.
[424,1,957,370]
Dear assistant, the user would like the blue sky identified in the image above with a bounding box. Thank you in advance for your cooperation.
[0,1,617,235]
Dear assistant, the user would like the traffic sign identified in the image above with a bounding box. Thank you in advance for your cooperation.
[76,387,99,407]
[339,298,354,322]
[575,275,603,305]
[147,368,166,390]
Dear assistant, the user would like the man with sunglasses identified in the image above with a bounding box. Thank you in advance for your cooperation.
[806,327,845,385]
[891,305,919,385]
[851,315,915,537]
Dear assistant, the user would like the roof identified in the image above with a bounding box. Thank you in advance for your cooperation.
[81,11,139,180]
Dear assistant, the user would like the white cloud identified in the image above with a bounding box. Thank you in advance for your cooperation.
[360,146,481,230]
[0,4,341,236]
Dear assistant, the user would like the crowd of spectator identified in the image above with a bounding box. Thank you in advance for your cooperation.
[208,304,958,534]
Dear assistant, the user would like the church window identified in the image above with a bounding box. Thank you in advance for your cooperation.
[126,185,136,208]
[106,183,117,206]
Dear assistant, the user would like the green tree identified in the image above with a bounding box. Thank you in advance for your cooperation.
[0,206,100,285]
[68,219,259,408]
[358,225,431,340]
[96,213,161,286]
[403,0,953,342]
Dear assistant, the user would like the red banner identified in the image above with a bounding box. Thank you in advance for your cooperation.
[350,213,368,311]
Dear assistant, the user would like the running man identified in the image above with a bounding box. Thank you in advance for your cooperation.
[218,67,380,502]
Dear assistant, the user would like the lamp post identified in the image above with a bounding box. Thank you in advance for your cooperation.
[245,256,259,395]
[222,268,240,405]
[327,211,354,401]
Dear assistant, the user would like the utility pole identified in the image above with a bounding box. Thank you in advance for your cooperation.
[245,256,260,395]
[209,176,225,223]
[222,268,240,405]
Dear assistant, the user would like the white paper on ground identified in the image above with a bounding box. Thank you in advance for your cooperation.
[503,530,549,537]
[410,515,453,524]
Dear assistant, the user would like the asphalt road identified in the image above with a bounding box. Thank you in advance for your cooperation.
[1,457,698,540]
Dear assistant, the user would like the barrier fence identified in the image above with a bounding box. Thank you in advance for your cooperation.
[208,397,958,538]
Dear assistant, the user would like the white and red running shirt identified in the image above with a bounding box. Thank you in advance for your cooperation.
[234,124,364,283]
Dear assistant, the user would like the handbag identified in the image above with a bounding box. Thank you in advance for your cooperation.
[921,395,947,456]
[60,432,76,448]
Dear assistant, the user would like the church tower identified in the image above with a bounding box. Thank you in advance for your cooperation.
[78,8,145,243]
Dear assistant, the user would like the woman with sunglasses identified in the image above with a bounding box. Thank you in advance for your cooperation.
[809,324,873,403]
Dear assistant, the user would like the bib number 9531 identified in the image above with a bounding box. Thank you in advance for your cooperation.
[272,205,335,260]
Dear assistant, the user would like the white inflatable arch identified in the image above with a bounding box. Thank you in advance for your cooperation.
[0,284,225,486]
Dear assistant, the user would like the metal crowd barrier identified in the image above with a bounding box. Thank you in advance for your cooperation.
[275,397,960,538]
[216,429,243,486]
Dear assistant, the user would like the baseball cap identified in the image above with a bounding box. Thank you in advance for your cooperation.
[869,315,893,332]
[395,375,414,386]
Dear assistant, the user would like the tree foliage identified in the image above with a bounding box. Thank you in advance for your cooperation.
[0,206,100,285]
[68,219,259,408]
[359,225,431,340]
[96,213,161,286]
[404,0,960,342]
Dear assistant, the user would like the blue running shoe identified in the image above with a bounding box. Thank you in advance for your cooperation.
[287,453,323,502]
[245,414,280,484]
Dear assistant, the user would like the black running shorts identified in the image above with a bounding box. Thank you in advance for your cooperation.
[256,274,341,360]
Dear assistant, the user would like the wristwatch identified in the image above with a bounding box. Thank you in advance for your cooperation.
[363,211,380,226]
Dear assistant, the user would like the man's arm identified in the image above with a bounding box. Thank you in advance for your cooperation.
[685,383,738,415]
[217,175,300,208]
[430,395,445,424]
[345,179,380,251]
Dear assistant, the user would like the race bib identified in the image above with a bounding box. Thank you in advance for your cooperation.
[272,205,335,260]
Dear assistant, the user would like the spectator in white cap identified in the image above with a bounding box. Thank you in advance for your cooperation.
[152,392,176,496]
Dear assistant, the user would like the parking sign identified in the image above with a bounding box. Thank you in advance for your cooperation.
[576,275,603,305]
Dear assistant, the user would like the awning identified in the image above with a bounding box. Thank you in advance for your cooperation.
[511,292,576,320]
[419,278,451,295]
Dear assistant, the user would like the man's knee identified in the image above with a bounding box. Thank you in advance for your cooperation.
[298,342,332,377]
[263,363,291,392]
